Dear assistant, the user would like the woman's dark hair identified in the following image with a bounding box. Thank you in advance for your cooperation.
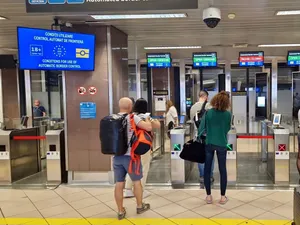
[133,98,148,114]
[210,91,230,111]
[129,97,135,105]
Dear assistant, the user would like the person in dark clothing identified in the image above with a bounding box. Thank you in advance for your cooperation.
[198,91,231,205]
[33,100,46,118]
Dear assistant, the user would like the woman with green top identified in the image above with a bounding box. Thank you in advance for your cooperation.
[198,91,231,205]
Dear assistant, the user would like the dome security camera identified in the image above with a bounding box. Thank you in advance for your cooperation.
[203,7,221,28]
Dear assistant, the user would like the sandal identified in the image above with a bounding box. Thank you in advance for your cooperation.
[206,196,213,204]
[219,196,228,205]
[137,203,150,214]
[117,208,126,220]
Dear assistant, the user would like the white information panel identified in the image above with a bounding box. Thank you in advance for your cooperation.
[0,152,9,160]
[275,151,289,160]
[171,151,181,160]
[46,151,60,160]
[227,151,237,160]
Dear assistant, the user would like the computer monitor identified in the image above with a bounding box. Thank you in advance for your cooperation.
[273,114,281,125]
[179,115,186,125]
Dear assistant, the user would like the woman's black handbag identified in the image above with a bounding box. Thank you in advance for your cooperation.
[179,138,206,164]
[167,121,174,139]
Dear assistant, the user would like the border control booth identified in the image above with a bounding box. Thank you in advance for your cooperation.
[267,114,290,185]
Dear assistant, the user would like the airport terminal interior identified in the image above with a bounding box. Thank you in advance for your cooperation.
[0,0,299,224]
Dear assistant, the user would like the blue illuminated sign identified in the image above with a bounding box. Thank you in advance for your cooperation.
[193,52,217,68]
[80,102,96,119]
[239,51,264,67]
[287,51,300,66]
[147,53,171,68]
[17,27,95,71]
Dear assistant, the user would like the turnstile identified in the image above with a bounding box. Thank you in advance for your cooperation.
[0,130,12,183]
[267,126,290,184]
[261,120,271,162]
[170,128,185,188]
[227,128,237,182]
[46,129,67,183]
[0,128,40,184]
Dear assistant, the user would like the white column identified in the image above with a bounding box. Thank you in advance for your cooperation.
[225,61,231,92]
[0,69,3,125]
[24,70,33,127]
[271,58,278,113]
[179,59,186,115]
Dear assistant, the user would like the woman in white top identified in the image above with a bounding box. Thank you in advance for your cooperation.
[166,100,178,135]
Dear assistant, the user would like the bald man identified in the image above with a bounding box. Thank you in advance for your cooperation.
[114,97,152,220]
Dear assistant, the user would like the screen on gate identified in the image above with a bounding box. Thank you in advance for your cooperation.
[147,53,171,68]
[287,51,300,66]
[239,51,264,67]
[193,52,217,68]
[17,27,95,71]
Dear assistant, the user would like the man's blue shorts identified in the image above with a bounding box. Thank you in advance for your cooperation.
[113,155,143,182]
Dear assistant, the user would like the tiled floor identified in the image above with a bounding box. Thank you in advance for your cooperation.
[0,186,294,225]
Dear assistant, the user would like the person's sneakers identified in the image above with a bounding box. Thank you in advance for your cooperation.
[143,191,151,199]
[199,177,204,183]
[124,189,134,198]
[137,203,150,214]
[117,208,126,220]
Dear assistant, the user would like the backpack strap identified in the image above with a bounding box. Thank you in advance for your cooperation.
[128,114,141,175]
[194,101,207,123]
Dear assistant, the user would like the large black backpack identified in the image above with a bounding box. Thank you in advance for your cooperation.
[100,114,128,156]
[193,101,207,128]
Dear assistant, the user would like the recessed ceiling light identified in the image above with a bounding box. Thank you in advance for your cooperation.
[228,13,236,19]
[276,10,300,16]
[144,46,202,50]
[90,14,187,20]
[258,44,300,47]
[0,16,7,20]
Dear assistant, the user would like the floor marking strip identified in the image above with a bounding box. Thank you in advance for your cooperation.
[0,218,292,225]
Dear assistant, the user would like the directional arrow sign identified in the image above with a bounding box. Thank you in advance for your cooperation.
[173,144,181,151]
[226,144,233,151]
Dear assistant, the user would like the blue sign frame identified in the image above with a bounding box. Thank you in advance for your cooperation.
[17,27,95,71]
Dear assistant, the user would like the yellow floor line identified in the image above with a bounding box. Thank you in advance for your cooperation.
[0,218,293,225]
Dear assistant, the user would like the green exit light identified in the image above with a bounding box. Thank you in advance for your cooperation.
[173,144,181,151]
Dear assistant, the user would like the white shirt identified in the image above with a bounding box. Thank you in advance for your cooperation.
[166,106,178,126]
[190,101,212,137]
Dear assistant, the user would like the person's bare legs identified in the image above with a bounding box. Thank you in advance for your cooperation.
[133,180,143,207]
[115,181,125,213]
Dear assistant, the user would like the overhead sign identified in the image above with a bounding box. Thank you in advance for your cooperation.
[26,0,198,13]
[193,52,217,68]
[287,51,300,66]
[147,53,171,68]
[239,51,264,67]
[17,27,95,71]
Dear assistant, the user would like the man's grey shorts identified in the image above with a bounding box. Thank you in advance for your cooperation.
[113,155,143,182]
